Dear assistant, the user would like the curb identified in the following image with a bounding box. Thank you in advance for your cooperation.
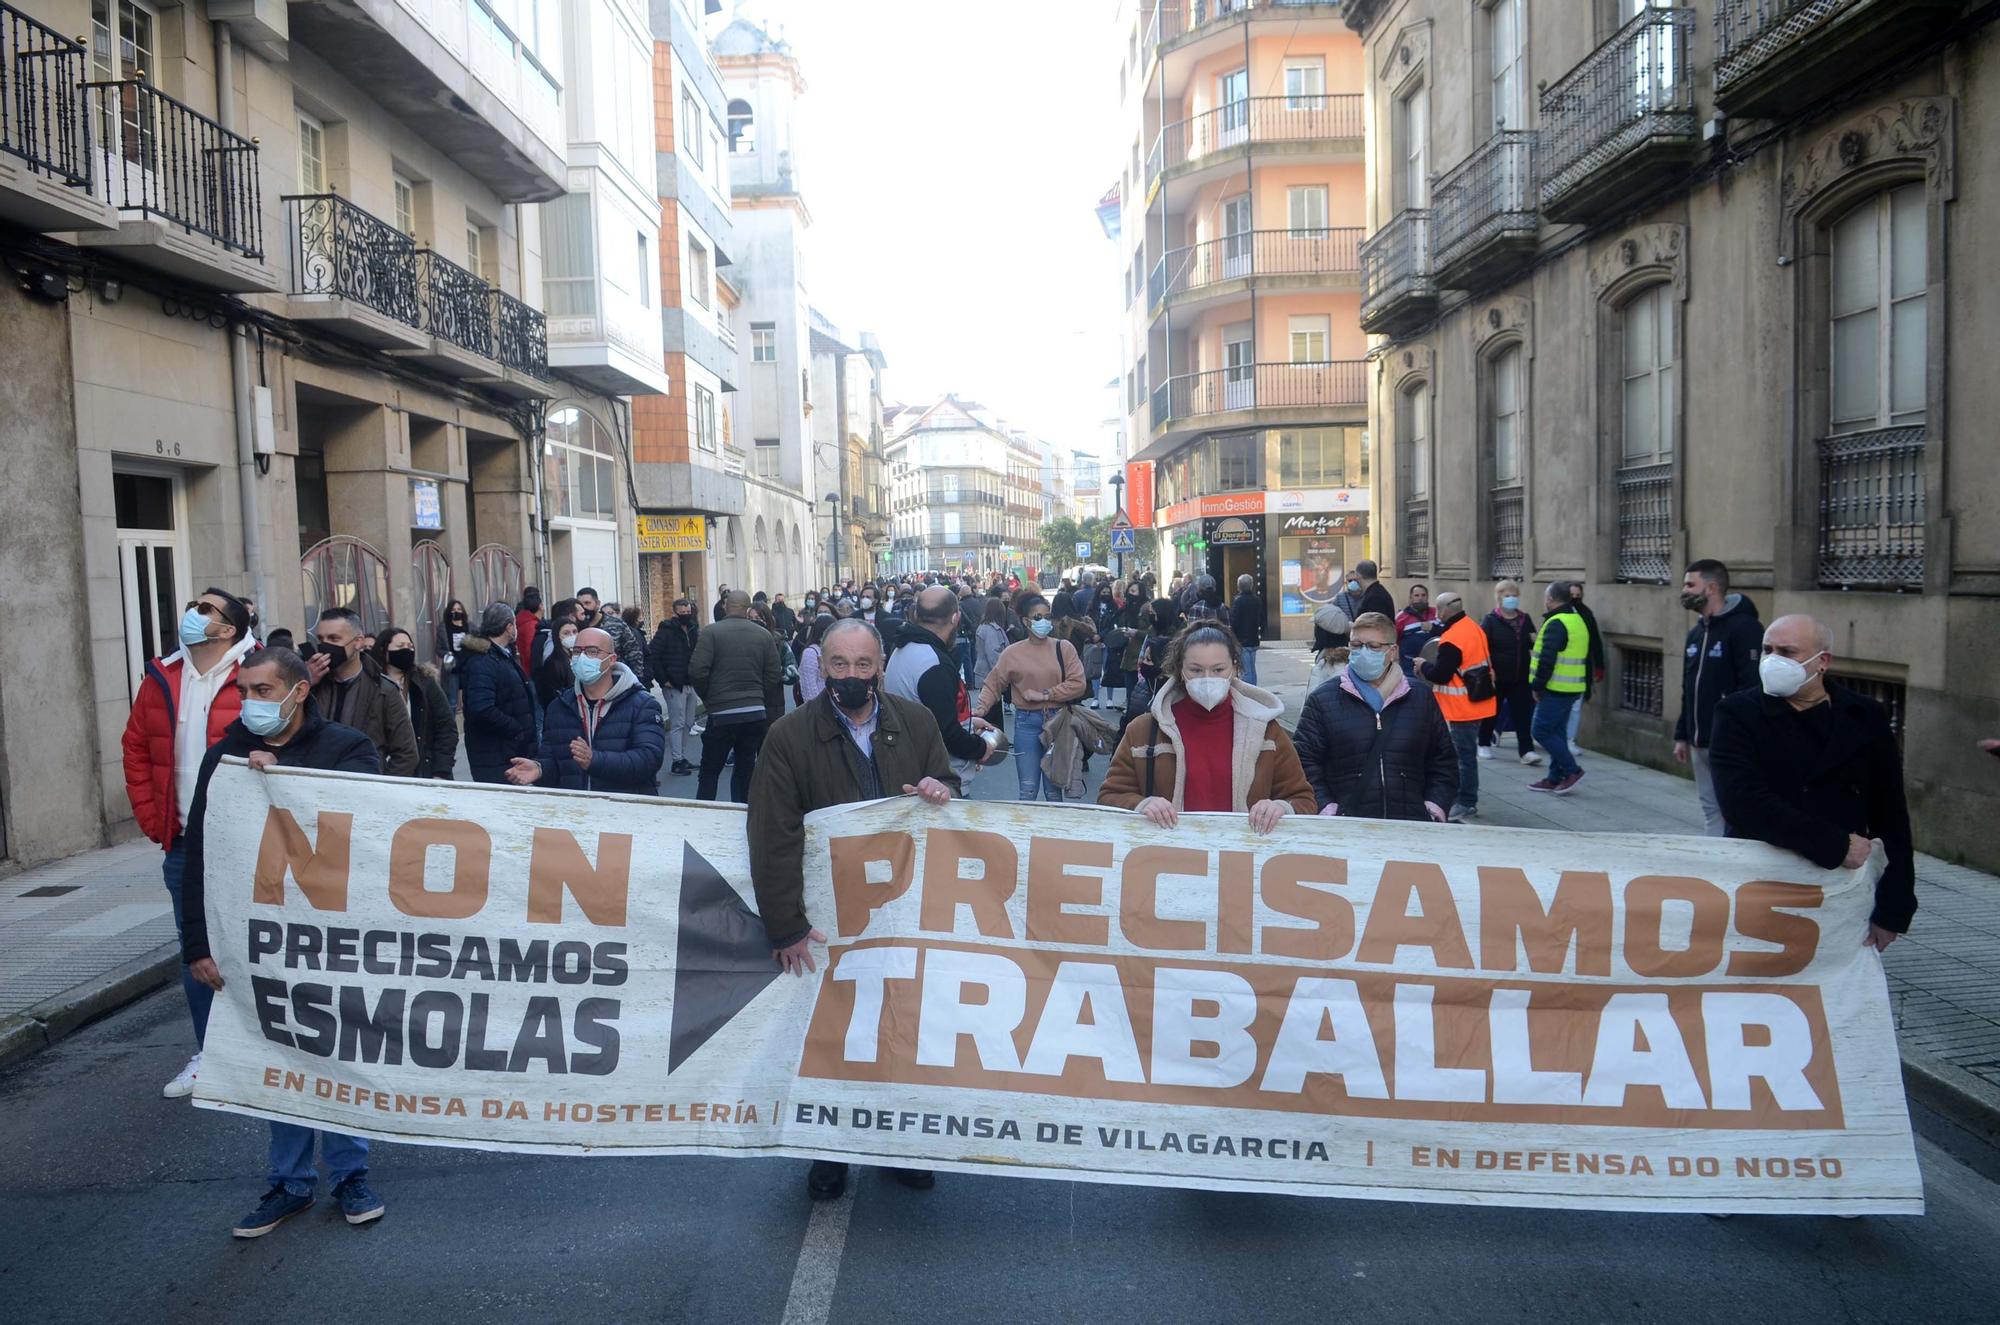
[0,943,179,1072]
[1901,1042,2000,1141]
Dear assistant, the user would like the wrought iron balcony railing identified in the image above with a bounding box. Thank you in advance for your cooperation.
[1401,499,1431,577]
[1490,486,1524,580]
[1713,0,1953,115]
[1615,461,1674,583]
[1359,209,1435,333]
[1817,425,1925,589]
[1147,0,1339,50]
[1154,360,1366,426]
[491,288,548,377]
[2,3,89,185]
[417,249,494,359]
[1151,94,1362,181]
[1538,7,1695,219]
[282,193,419,326]
[81,78,261,256]
[1431,130,1537,286]
[1148,227,1363,307]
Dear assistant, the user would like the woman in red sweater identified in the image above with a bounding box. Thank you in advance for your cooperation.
[1098,624,1315,829]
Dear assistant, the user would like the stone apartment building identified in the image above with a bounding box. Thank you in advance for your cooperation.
[1346,0,1999,869]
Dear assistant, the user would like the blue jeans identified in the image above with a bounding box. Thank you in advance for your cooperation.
[1012,707,1063,802]
[954,639,973,684]
[1531,690,1582,780]
[162,838,213,1047]
[269,1122,369,1196]
[1240,647,1258,686]
[1448,720,1481,811]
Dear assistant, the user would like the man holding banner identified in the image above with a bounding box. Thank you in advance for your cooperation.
[178,647,389,1238]
[748,618,960,1201]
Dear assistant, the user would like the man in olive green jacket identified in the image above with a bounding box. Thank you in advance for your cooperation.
[689,590,783,801]
[746,617,959,1203]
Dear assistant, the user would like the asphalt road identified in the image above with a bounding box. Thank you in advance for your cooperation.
[3,985,1999,1324]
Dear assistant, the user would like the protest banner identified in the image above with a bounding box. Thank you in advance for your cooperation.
[193,761,1922,1213]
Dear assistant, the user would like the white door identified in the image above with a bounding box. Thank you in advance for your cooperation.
[1216,69,1249,150]
[1222,195,1252,278]
[91,0,161,207]
[112,468,189,699]
[1223,324,1255,411]
[570,525,620,603]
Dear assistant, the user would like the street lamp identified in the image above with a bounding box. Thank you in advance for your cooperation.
[824,491,842,588]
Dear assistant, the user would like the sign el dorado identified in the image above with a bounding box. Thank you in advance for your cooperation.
[194,763,1921,1213]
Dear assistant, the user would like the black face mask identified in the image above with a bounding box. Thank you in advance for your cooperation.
[320,642,349,669]
[828,675,875,711]
[449,615,466,627]
[387,647,417,672]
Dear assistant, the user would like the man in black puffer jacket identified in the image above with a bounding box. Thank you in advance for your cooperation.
[1292,612,1457,821]
[508,628,665,796]
[458,602,537,784]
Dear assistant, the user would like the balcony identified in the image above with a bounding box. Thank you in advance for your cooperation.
[1714,1,1962,117]
[72,80,272,290]
[389,248,552,395]
[282,193,424,349]
[1401,499,1431,577]
[1817,425,1925,589]
[285,0,564,202]
[1432,131,1538,292]
[1151,360,1366,439]
[1359,209,1436,337]
[1538,7,1698,223]
[0,5,114,231]
[1150,94,1362,189]
[1148,2,1350,57]
[1489,486,1524,580]
[1148,227,1362,313]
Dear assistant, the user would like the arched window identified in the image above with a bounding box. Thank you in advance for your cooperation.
[727,99,755,154]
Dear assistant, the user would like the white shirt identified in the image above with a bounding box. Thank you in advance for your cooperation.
[173,637,256,821]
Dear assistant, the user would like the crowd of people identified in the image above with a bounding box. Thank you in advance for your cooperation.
[119,552,1922,1226]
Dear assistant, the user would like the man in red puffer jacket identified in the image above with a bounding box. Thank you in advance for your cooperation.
[120,587,257,1099]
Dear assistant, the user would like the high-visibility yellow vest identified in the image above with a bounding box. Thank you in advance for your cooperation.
[1432,614,1497,722]
[1531,609,1590,694]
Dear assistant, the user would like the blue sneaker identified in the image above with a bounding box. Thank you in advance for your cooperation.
[333,1176,384,1226]
[233,1186,313,1239]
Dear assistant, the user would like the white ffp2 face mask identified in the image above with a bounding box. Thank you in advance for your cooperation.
[1759,650,1826,698]
[1185,676,1232,710]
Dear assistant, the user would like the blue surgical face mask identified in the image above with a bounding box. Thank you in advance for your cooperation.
[179,607,215,648]
[1029,618,1053,638]
[1346,580,1361,594]
[572,654,606,687]
[1501,595,1521,612]
[1348,646,1390,682]
[241,683,303,737]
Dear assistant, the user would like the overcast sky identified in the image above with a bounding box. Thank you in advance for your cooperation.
[728,0,1125,461]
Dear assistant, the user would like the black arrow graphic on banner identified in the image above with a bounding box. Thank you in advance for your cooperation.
[668,840,783,1072]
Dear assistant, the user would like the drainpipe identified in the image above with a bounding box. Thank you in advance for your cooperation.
[213,23,275,621]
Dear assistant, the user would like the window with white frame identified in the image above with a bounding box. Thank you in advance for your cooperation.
[1621,284,1676,464]
[1284,58,1326,110]
[1288,185,1329,235]
[1289,315,1330,363]
[296,111,327,193]
[1404,383,1431,499]
[466,224,487,280]
[1830,182,1927,433]
[1492,345,1523,483]
[754,438,780,479]
[681,88,704,166]
[751,322,777,362]
[687,236,710,309]
[392,174,416,236]
[694,384,717,452]
[541,192,595,315]
[1488,0,1526,131]
[1401,81,1429,209]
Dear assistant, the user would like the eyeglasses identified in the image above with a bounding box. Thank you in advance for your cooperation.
[577,645,615,660]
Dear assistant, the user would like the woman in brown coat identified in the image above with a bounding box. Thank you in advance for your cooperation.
[1098,624,1316,831]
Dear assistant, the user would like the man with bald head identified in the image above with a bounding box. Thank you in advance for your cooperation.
[506,627,664,795]
[885,583,997,773]
[748,617,959,1201]
[1708,614,1916,948]
[690,588,783,801]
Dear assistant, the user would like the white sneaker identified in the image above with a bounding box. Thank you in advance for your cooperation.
[1476,746,1495,761]
[1520,752,1545,766]
[163,1052,202,1099]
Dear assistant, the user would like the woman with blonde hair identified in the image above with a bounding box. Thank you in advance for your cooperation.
[1098,624,1315,831]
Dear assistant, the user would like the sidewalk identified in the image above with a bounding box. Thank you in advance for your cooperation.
[7,655,1999,1130]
